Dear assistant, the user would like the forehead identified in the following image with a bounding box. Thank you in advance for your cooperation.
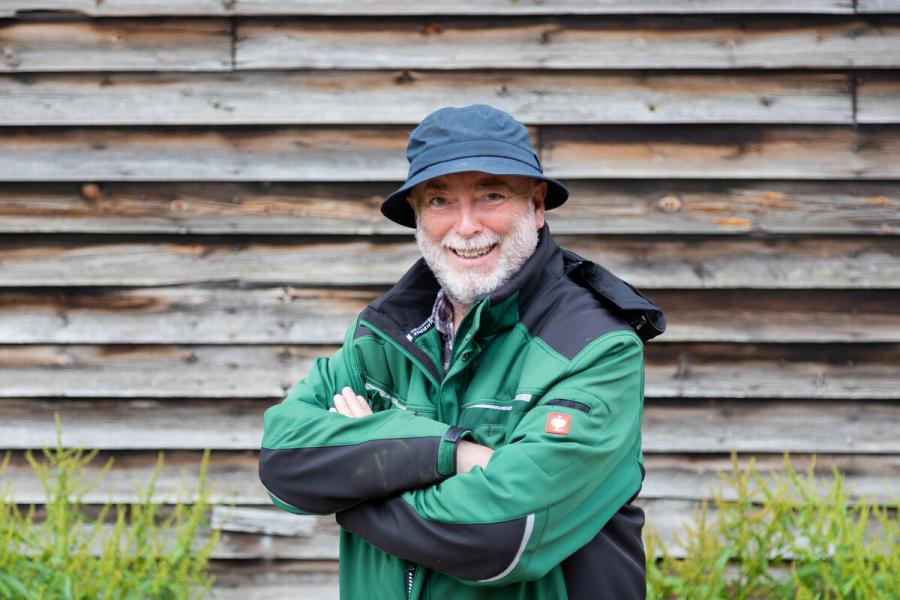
[418,172,530,192]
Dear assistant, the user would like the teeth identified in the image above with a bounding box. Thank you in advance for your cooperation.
[453,245,493,258]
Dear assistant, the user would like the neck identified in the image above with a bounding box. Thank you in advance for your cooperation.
[451,301,470,335]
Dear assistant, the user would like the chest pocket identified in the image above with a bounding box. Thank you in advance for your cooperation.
[363,380,438,419]
[456,397,532,448]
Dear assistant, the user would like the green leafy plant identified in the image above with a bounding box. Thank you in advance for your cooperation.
[646,453,900,599]
[0,421,219,599]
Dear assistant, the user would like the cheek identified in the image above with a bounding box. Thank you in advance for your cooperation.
[418,213,454,242]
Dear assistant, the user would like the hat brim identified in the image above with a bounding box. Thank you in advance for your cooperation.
[381,156,569,228]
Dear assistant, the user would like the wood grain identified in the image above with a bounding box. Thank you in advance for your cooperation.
[0,237,895,288]
[236,17,900,70]
[0,1,858,17]
[0,346,319,399]
[857,75,900,124]
[540,125,900,179]
[0,71,853,125]
[3,126,898,182]
[2,288,898,344]
[209,566,337,600]
[857,0,900,11]
[0,127,408,182]
[0,19,231,72]
[1,181,897,236]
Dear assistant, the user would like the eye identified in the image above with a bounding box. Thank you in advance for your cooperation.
[482,192,506,202]
[427,196,448,208]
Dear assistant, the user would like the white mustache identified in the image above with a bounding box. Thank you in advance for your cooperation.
[441,233,501,251]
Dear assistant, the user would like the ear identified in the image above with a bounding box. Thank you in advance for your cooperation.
[531,181,547,229]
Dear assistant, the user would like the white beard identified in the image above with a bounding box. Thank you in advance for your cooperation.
[415,206,539,308]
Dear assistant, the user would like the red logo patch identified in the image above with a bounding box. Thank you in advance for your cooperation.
[545,412,571,435]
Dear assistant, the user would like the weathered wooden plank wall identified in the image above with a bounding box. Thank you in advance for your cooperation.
[1,3,898,597]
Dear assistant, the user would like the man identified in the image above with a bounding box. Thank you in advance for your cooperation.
[259,104,665,599]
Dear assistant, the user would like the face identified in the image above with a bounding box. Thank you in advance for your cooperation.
[408,172,546,307]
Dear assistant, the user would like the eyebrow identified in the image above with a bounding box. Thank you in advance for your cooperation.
[421,181,448,192]
[475,177,514,189]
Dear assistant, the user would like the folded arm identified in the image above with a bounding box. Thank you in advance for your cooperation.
[259,338,466,515]
[336,331,646,586]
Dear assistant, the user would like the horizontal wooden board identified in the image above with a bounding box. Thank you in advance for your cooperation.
[236,17,900,70]
[0,346,318,399]
[857,75,900,124]
[0,342,898,400]
[0,394,900,454]
[0,71,853,126]
[0,237,896,289]
[0,127,409,182]
[1,181,898,236]
[3,288,899,344]
[209,566,336,600]
[540,125,900,179]
[0,19,232,72]
[0,1,858,17]
[647,290,900,343]
[858,0,900,12]
[4,450,898,505]
[2,126,898,182]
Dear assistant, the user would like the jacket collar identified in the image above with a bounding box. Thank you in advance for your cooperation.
[363,223,665,348]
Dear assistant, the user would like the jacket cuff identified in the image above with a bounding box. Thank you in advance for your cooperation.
[437,426,471,477]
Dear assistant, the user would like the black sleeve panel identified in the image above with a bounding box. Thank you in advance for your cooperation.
[259,437,445,514]
[336,495,527,581]
[561,503,646,600]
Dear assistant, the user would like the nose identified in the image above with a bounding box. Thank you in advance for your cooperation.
[455,199,482,237]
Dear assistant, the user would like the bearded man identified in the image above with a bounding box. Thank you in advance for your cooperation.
[259,105,666,599]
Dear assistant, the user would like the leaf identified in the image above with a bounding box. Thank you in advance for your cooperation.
[0,573,32,600]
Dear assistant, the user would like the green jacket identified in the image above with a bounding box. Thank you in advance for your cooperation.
[260,226,665,599]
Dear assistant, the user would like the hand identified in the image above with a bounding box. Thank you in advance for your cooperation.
[330,386,373,418]
[456,440,494,474]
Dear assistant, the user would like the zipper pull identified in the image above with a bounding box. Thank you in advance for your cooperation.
[405,563,417,599]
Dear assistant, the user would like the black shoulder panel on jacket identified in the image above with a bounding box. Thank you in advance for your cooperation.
[562,249,666,342]
[354,323,374,340]
[518,273,633,361]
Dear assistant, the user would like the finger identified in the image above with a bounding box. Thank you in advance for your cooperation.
[342,387,370,418]
[328,407,337,413]
[333,392,353,417]
[347,388,373,417]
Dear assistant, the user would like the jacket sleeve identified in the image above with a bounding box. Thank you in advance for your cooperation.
[336,330,645,586]
[259,322,459,515]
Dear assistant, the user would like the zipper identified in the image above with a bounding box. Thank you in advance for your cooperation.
[405,563,417,599]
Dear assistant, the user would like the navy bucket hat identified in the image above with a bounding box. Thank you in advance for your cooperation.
[381,104,569,228]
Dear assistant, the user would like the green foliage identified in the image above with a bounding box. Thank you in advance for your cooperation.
[646,453,900,599]
[0,420,219,600]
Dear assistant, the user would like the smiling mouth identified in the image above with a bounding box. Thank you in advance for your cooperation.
[450,244,497,259]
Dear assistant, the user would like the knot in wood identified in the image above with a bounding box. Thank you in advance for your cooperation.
[81,183,101,201]
[419,23,443,36]
[394,70,416,85]
[2,48,19,68]
[657,194,683,213]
